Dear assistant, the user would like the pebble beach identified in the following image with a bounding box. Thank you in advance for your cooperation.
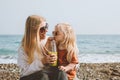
[0,63,120,80]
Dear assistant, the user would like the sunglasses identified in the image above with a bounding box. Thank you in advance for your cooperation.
[52,31,59,36]
[40,23,48,33]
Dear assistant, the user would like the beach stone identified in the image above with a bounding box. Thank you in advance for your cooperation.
[0,63,120,80]
[76,63,120,80]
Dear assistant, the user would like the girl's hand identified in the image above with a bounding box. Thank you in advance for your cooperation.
[58,66,68,72]
[58,63,76,72]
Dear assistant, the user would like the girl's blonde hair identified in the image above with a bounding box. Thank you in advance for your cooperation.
[22,15,46,64]
[55,23,79,62]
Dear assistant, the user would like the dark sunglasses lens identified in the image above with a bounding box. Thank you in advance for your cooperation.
[40,27,45,33]
[52,31,55,36]
[40,23,48,33]
[52,31,58,36]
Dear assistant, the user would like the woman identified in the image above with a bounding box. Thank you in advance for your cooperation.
[17,15,68,80]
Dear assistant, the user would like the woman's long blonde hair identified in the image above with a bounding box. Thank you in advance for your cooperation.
[55,23,79,62]
[22,15,46,64]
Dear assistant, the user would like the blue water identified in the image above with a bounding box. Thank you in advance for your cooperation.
[0,35,120,56]
[77,35,120,54]
[0,35,22,55]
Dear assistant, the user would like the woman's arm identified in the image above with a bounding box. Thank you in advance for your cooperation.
[17,47,44,77]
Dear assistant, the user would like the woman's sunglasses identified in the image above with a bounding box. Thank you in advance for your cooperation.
[40,23,48,33]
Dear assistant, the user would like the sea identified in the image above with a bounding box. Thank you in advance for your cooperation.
[0,35,120,63]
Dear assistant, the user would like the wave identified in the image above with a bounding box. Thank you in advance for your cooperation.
[79,53,120,63]
[0,55,17,59]
[0,48,16,55]
[1,53,120,63]
[14,41,20,44]
[0,55,17,63]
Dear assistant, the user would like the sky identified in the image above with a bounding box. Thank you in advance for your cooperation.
[0,0,120,35]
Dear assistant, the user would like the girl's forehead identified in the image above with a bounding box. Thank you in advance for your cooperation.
[55,26,61,30]
[55,27,58,30]
[55,28,61,32]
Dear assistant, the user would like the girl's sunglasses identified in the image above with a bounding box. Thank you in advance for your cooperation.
[52,31,58,36]
[40,23,48,33]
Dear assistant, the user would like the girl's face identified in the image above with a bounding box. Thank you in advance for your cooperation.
[53,27,64,43]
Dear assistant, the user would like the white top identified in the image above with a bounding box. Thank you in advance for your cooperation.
[17,36,48,77]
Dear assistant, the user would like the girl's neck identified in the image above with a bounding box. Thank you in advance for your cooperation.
[58,44,66,50]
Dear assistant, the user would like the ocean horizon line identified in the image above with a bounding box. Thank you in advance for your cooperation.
[0,34,120,36]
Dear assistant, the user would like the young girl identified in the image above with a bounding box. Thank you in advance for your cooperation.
[53,23,79,80]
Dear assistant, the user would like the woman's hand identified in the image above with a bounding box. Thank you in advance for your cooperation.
[42,54,57,65]
[49,54,57,63]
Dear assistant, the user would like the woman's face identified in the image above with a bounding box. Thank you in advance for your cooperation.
[39,22,48,39]
[53,27,64,43]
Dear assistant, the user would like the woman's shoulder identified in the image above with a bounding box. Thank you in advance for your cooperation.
[18,46,24,52]
[18,46,27,56]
